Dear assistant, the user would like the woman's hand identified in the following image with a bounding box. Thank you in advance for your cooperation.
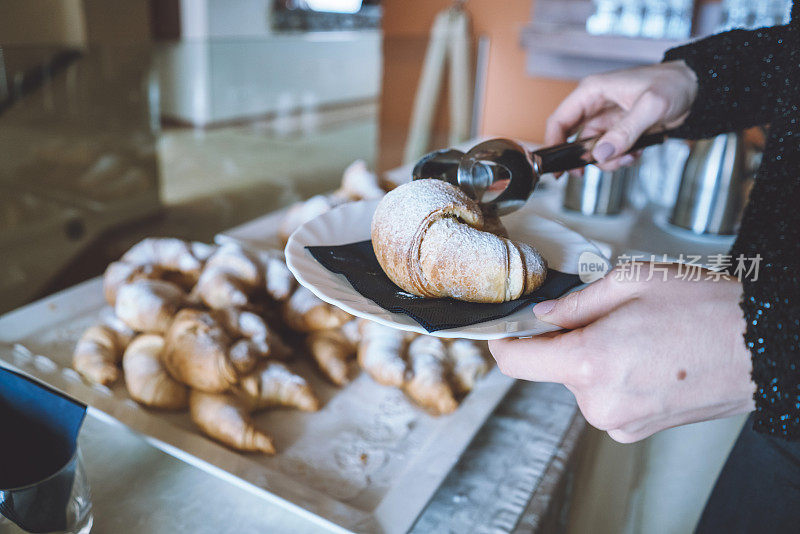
[488,263,754,443]
[545,60,698,172]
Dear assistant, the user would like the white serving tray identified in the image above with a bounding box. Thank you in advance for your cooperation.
[0,273,514,533]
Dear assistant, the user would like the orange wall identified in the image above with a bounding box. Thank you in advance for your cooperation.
[379,0,577,171]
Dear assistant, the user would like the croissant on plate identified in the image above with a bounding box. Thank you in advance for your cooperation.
[371,179,547,303]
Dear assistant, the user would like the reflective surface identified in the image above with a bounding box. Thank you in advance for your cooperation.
[563,164,629,216]
[0,37,380,314]
[669,132,749,236]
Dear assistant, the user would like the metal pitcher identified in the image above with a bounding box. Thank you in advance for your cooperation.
[563,164,631,216]
[669,132,749,236]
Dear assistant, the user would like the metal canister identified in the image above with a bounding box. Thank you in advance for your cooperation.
[669,133,748,236]
[563,164,629,216]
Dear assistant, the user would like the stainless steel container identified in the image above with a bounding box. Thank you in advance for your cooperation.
[563,164,629,215]
[669,132,748,235]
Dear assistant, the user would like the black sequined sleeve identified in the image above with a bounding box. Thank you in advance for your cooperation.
[663,14,800,440]
[663,26,792,139]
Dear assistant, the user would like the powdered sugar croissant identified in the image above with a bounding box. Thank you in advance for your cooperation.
[163,309,239,393]
[192,244,263,309]
[357,320,409,387]
[405,336,457,415]
[118,237,213,290]
[123,334,189,409]
[282,286,352,332]
[371,179,546,303]
[306,327,356,386]
[115,278,186,334]
[238,361,319,412]
[446,339,490,394]
[192,244,297,309]
[189,390,275,454]
[73,323,132,386]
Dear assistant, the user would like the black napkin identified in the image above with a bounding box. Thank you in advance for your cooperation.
[0,366,87,533]
[306,240,582,332]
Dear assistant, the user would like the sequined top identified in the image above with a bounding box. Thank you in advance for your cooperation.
[664,3,800,439]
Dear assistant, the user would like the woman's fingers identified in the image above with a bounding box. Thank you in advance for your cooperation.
[488,334,578,384]
[544,79,606,146]
[532,275,635,330]
[592,90,668,162]
[581,109,641,171]
[580,107,626,138]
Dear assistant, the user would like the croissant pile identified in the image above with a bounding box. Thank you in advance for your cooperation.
[74,236,310,454]
[72,163,495,454]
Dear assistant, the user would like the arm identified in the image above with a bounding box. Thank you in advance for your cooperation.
[664,25,794,139]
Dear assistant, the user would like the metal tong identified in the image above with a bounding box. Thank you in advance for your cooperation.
[412,132,665,215]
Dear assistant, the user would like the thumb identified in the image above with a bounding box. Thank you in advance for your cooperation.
[592,91,668,163]
[532,276,633,330]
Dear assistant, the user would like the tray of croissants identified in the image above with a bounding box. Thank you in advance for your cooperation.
[0,162,515,533]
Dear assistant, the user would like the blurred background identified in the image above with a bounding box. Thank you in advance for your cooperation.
[0,2,787,532]
[0,0,778,314]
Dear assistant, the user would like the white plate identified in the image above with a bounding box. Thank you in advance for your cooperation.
[285,199,606,340]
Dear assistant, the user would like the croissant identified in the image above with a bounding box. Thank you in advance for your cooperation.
[227,339,265,375]
[238,361,319,412]
[163,309,238,393]
[103,261,165,305]
[278,195,341,245]
[255,250,296,302]
[73,324,129,385]
[123,334,188,409]
[115,278,186,334]
[371,179,547,303]
[447,339,491,394]
[356,320,409,387]
[192,244,262,309]
[340,319,362,346]
[189,390,275,454]
[405,336,458,415]
[120,237,213,288]
[335,160,385,201]
[217,308,290,374]
[282,286,352,332]
[306,328,356,386]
